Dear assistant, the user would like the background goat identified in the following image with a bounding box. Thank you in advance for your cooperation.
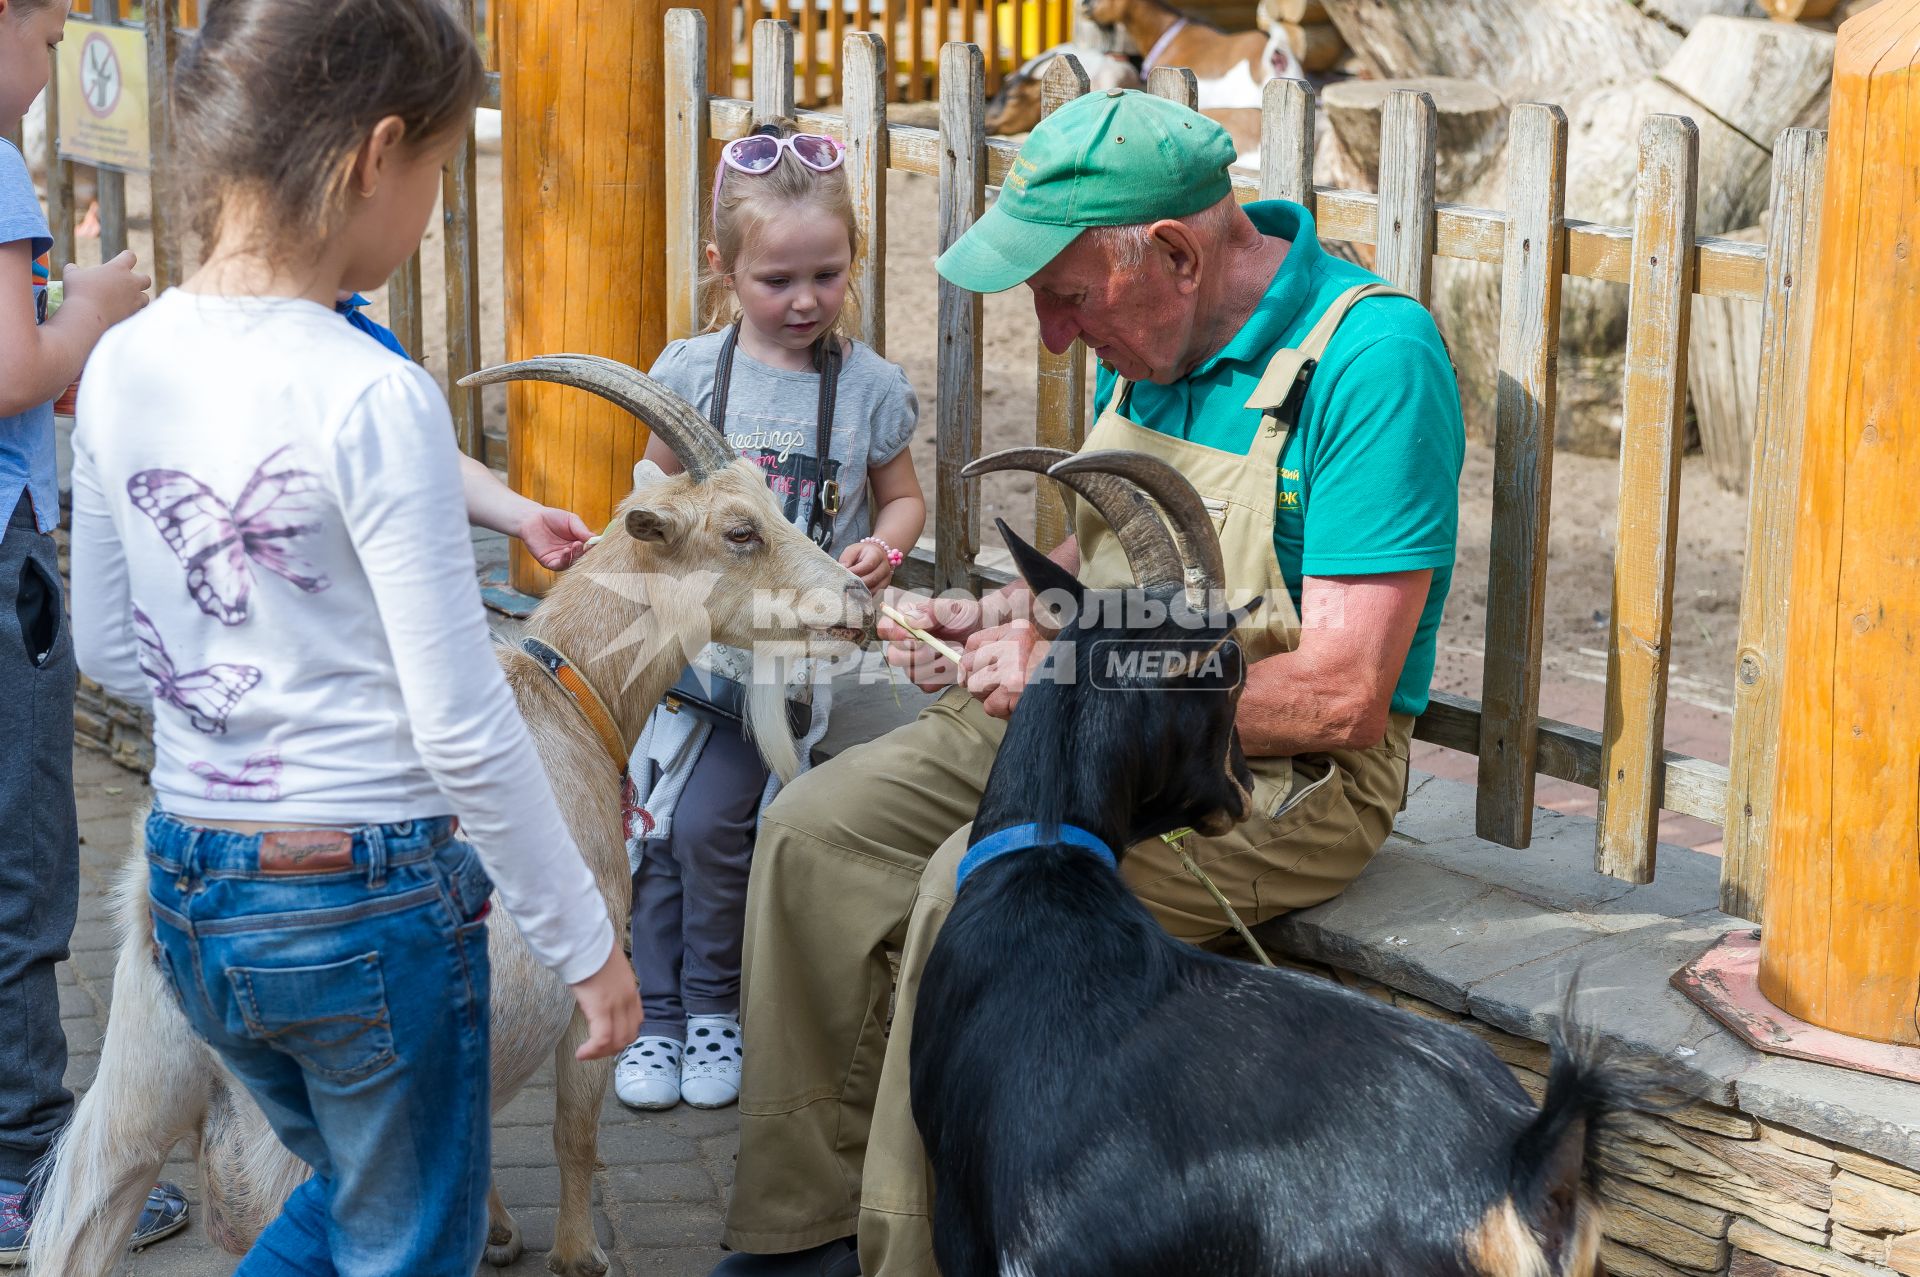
[30,357,872,1277]
[910,447,1632,1277]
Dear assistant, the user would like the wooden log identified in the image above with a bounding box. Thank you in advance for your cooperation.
[1317,0,1680,102]
[935,42,985,592]
[1321,76,1505,197]
[144,0,182,292]
[502,0,666,593]
[1762,0,1920,1045]
[1596,114,1697,883]
[387,252,424,360]
[1721,130,1826,923]
[1475,104,1567,849]
[1281,19,1344,72]
[1033,53,1088,553]
[43,52,73,273]
[1660,16,1836,139]
[1764,0,1844,19]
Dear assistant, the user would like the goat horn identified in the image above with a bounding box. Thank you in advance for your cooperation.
[459,355,736,482]
[1049,450,1225,602]
[963,447,1185,589]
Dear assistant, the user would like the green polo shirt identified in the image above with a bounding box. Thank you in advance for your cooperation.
[1095,200,1464,717]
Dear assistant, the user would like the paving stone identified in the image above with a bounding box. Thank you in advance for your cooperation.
[603,1163,718,1205]
[1386,770,1486,846]
[62,1012,105,1055]
[70,943,119,983]
[1736,1058,1920,1175]
[1265,851,1607,1012]
[698,1134,738,1189]
[593,1120,703,1167]
[1466,914,1758,1105]
[606,1201,727,1249]
[496,1083,558,1127]
[493,1163,567,1208]
[60,976,99,1018]
[618,1248,726,1277]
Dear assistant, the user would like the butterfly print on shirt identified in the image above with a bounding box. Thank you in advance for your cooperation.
[190,751,283,802]
[127,444,331,626]
[132,607,262,736]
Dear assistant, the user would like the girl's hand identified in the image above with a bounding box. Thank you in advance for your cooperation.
[518,506,594,569]
[568,943,645,1061]
[839,540,893,592]
[61,250,150,331]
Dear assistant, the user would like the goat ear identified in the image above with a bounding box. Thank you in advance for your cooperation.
[632,459,670,490]
[625,506,676,544]
[996,518,1085,615]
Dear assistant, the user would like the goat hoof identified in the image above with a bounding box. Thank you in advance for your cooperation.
[545,1248,610,1277]
[485,1220,523,1267]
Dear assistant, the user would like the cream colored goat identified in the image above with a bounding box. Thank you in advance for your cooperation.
[29,357,873,1277]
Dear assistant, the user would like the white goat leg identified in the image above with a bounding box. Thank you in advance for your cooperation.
[485,1181,524,1267]
[28,854,210,1277]
[546,1009,612,1277]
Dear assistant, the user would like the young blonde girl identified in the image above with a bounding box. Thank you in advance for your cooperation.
[615,124,925,1112]
[67,2,640,1272]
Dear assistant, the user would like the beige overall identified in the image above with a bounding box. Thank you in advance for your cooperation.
[726,285,1419,1275]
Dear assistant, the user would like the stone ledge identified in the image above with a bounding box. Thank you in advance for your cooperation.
[1258,771,1920,1174]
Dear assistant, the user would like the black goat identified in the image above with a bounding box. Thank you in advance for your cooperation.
[909,448,1629,1277]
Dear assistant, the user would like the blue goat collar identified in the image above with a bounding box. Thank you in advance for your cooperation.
[955,822,1117,889]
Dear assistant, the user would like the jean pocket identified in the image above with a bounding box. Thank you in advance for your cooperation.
[15,553,64,669]
[227,953,399,1084]
[434,839,494,925]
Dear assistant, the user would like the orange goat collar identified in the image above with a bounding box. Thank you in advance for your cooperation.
[515,635,629,776]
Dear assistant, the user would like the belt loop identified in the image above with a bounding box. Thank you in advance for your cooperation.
[366,826,388,889]
[177,827,202,893]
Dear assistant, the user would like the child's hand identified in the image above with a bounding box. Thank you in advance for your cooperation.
[518,505,594,569]
[568,943,644,1060]
[61,250,150,332]
[839,540,893,592]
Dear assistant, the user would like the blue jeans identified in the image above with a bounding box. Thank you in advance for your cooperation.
[145,811,493,1277]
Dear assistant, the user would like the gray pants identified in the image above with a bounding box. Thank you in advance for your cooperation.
[0,496,79,1183]
[628,723,767,1041]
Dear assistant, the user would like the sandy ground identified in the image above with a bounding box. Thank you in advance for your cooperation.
[65,142,1750,812]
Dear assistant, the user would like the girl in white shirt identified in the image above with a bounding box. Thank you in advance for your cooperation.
[68,2,639,1272]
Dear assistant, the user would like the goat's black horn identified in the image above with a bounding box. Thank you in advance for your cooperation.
[1049,450,1225,603]
[965,447,1185,591]
[460,355,736,483]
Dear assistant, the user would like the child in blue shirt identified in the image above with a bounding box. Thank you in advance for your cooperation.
[0,0,172,1261]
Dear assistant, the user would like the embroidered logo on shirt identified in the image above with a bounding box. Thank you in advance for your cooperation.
[126,445,332,626]
[132,606,262,736]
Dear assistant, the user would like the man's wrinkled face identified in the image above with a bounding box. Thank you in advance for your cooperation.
[1025,229,1197,385]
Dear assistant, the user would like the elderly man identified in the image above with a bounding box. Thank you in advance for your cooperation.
[711,90,1464,1277]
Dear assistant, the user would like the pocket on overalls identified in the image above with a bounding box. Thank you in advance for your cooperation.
[227,953,399,1084]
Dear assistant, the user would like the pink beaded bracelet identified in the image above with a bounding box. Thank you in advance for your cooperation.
[860,535,904,567]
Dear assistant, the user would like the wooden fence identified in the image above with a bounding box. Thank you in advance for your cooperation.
[667,13,1826,918]
[736,0,1077,104]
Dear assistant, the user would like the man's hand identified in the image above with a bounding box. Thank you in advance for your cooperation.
[880,591,983,691]
[963,618,1048,720]
[568,942,644,1060]
[518,506,594,569]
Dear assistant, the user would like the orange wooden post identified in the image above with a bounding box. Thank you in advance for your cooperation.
[501,0,666,595]
[1759,0,1920,1046]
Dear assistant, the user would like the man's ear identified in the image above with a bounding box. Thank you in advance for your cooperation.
[626,505,679,544]
[1148,217,1204,290]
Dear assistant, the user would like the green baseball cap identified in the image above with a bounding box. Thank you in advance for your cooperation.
[935,88,1239,295]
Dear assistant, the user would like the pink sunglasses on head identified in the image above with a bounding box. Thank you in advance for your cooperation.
[710,132,846,227]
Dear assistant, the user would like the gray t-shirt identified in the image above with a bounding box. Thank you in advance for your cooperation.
[647,330,918,550]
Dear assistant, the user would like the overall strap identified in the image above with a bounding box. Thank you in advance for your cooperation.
[1242,282,1415,432]
[710,323,844,550]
